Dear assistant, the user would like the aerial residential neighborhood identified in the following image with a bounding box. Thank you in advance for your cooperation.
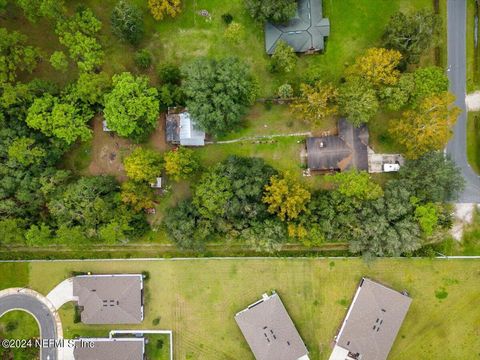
[0,0,479,359]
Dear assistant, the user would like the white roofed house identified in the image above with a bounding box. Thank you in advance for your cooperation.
[166,108,205,146]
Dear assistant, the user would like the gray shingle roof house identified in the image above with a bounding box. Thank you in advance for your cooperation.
[73,338,144,360]
[166,108,205,146]
[306,118,369,173]
[235,292,310,360]
[329,278,412,360]
[72,274,144,324]
[265,0,330,54]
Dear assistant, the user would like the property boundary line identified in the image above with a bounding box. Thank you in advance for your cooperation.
[0,256,478,263]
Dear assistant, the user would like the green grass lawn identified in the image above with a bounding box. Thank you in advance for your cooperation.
[0,259,469,360]
[467,112,480,174]
[467,0,479,92]
[0,311,39,360]
[145,334,171,360]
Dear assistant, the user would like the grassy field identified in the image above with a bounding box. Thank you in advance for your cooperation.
[0,259,475,359]
[467,112,480,174]
[467,0,479,92]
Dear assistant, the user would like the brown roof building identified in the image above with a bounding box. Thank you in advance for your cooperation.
[306,118,369,173]
[73,274,144,324]
[329,278,412,360]
[235,292,310,360]
[73,338,144,360]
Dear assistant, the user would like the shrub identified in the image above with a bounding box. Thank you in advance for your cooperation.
[224,22,245,43]
[269,40,297,73]
[49,51,68,72]
[277,83,293,99]
[221,13,233,24]
[157,63,181,85]
[134,49,152,69]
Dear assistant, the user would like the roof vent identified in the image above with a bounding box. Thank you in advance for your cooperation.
[320,141,325,148]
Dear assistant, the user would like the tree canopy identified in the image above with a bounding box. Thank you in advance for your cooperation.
[26,94,93,145]
[291,81,338,124]
[245,0,296,23]
[111,0,144,45]
[164,147,199,181]
[103,72,159,140]
[391,92,460,159]
[182,57,256,136]
[148,0,181,21]
[0,28,39,84]
[339,78,379,126]
[346,47,402,87]
[269,40,297,73]
[55,8,104,72]
[123,147,163,183]
[263,173,311,222]
[383,9,441,65]
[15,0,65,21]
[328,170,383,201]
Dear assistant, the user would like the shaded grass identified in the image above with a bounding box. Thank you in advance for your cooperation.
[467,112,480,174]
[0,311,39,360]
[368,111,403,153]
[13,259,480,360]
[467,0,479,92]
[59,138,93,175]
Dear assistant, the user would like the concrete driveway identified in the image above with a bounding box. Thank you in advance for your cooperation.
[446,0,480,202]
[47,278,77,310]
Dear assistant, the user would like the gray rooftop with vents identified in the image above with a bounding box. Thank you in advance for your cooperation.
[73,274,144,324]
[235,292,309,360]
[334,278,412,360]
[265,0,330,54]
[73,338,145,360]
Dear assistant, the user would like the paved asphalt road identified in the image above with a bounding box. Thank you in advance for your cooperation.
[0,294,57,360]
[447,0,480,202]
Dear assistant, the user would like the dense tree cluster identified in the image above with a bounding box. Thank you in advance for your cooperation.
[182,57,257,136]
[111,0,144,45]
[245,0,296,24]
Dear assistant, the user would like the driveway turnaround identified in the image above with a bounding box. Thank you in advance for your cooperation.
[446,0,480,202]
[0,290,59,360]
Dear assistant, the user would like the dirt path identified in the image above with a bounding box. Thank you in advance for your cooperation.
[213,132,312,144]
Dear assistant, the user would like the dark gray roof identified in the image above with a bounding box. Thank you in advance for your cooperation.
[166,111,205,146]
[73,338,144,360]
[73,275,143,324]
[235,293,309,360]
[265,0,330,54]
[334,278,412,360]
[307,118,369,171]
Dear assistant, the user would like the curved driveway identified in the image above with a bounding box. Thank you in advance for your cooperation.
[0,292,58,360]
[446,0,480,202]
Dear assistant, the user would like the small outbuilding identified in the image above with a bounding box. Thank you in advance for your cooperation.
[235,292,310,360]
[166,108,205,146]
[265,0,330,54]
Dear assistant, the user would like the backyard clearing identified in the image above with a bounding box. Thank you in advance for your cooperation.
[0,259,478,359]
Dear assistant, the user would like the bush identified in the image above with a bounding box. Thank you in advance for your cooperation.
[111,0,144,45]
[277,83,293,99]
[49,51,68,72]
[158,63,181,85]
[269,40,297,73]
[152,317,160,325]
[224,22,244,43]
[221,13,233,24]
[134,49,152,69]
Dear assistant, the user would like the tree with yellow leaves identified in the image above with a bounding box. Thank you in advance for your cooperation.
[148,0,181,21]
[390,92,460,159]
[347,47,402,87]
[290,81,338,124]
[263,173,311,222]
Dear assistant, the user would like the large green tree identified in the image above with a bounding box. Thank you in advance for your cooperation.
[111,0,144,45]
[15,0,65,21]
[383,9,441,65]
[26,94,93,145]
[164,146,199,181]
[103,72,159,140]
[0,28,39,84]
[245,0,296,23]
[182,57,256,136]
[269,40,297,73]
[338,78,379,126]
[55,8,104,72]
[123,147,163,182]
